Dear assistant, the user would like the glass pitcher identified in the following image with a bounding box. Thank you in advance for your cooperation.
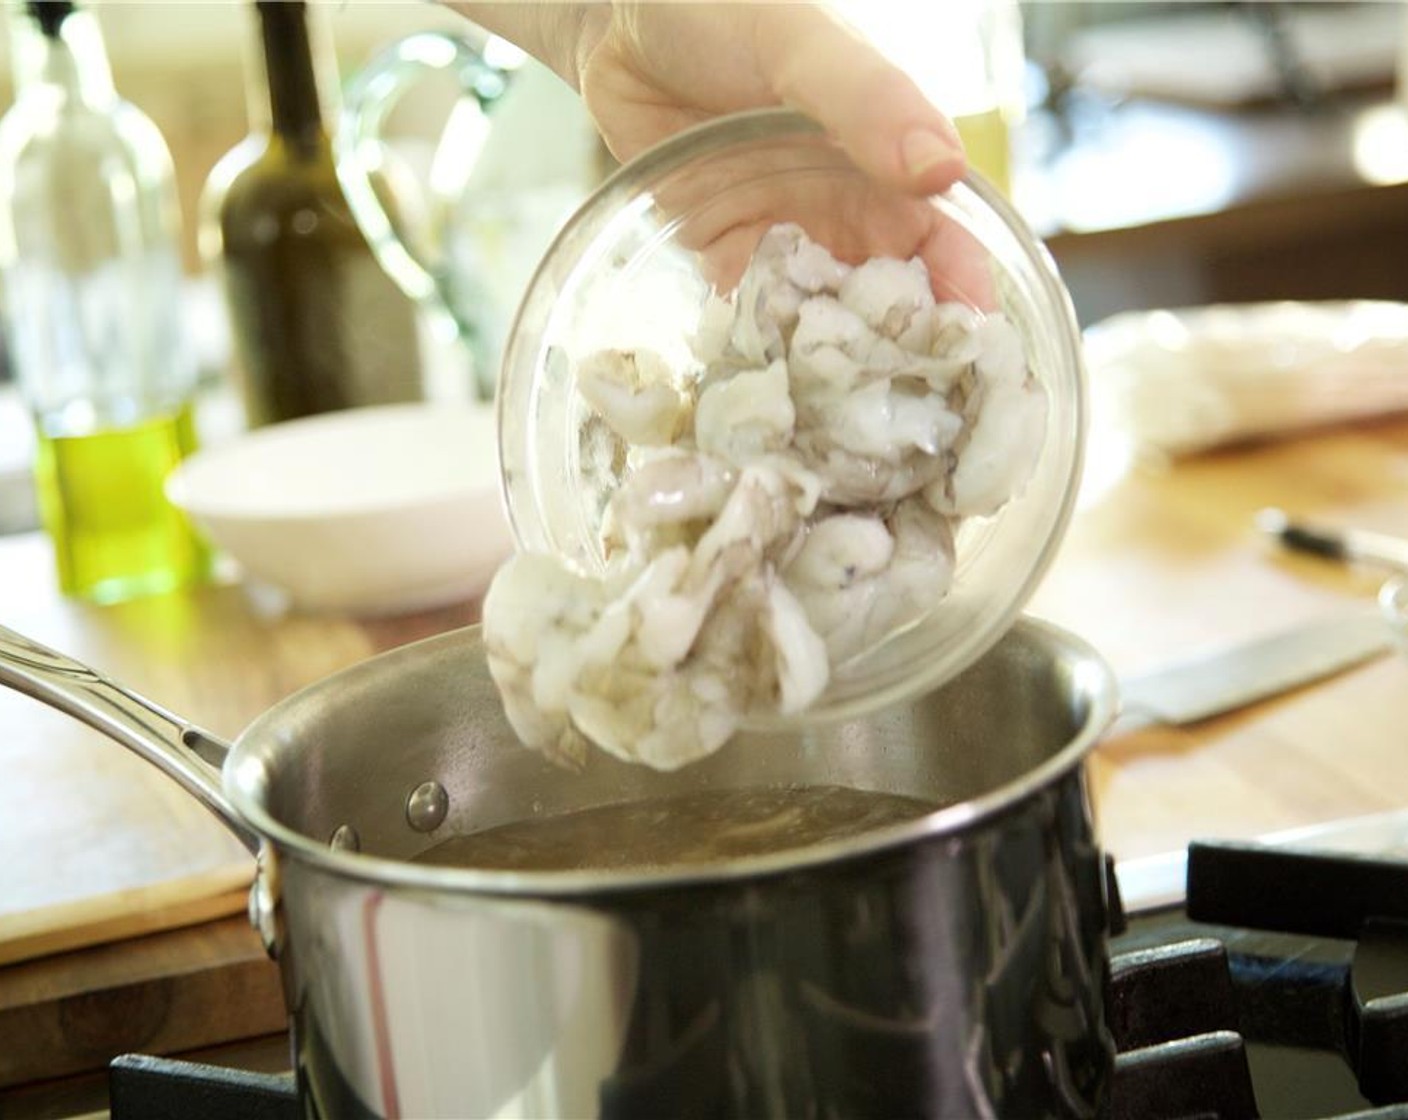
[336,31,600,401]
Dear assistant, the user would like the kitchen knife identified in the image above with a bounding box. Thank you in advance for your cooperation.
[1115,608,1393,733]
[1257,507,1408,571]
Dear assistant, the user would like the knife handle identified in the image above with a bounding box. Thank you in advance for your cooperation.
[1259,507,1408,570]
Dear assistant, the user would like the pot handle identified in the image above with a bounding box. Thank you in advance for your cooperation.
[0,623,260,855]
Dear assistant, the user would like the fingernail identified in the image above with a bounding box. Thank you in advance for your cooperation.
[902,128,961,178]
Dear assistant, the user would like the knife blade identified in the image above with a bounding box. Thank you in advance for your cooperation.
[1115,609,1393,733]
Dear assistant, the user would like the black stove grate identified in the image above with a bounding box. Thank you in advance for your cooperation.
[1190,839,1408,1111]
[107,840,1408,1120]
[1104,838,1408,1120]
[109,1054,298,1120]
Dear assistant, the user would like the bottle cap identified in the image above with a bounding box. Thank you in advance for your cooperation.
[27,1,74,38]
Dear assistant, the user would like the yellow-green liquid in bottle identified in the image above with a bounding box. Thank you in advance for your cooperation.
[33,403,210,604]
[954,106,1013,198]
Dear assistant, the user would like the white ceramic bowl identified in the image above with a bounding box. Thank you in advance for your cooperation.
[166,403,511,615]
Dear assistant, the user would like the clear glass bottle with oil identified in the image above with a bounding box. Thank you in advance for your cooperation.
[0,0,208,603]
[947,0,1026,198]
[835,0,1026,196]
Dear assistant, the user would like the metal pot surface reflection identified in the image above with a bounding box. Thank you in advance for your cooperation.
[0,617,1117,1119]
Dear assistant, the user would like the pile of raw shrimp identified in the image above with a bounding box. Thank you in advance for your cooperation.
[483,224,1046,771]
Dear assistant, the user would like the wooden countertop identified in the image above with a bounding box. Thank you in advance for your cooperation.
[1030,415,1408,858]
[5,413,1408,1093]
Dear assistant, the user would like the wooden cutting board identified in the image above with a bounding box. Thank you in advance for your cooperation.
[0,915,287,1089]
[0,532,480,967]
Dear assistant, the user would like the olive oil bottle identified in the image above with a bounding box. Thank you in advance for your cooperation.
[953,105,1013,198]
[201,0,422,428]
[0,0,209,602]
[33,404,206,603]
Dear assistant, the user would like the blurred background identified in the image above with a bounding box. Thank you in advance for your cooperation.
[3,0,1408,532]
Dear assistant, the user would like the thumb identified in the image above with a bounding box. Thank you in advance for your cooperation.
[758,6,967,196]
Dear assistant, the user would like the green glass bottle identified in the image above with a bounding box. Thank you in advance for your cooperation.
[202,0,423,428]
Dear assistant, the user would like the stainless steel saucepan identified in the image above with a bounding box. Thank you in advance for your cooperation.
[0,617,1118,1119]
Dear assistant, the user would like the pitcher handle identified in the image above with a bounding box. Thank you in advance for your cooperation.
[336,31,514,314]
[0,622,260,855]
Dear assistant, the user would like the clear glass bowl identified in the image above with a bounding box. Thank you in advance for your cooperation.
[498,108,1086,725]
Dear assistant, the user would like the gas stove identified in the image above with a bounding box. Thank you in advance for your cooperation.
[106,817,1408,1120]
[1105,831,1408,1120]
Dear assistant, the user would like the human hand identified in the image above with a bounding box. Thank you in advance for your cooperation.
[454,2,965,194]
[572,2,966,198]
[454,3,982,297]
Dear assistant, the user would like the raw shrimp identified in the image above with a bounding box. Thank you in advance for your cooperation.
[923,315,1048,517]
[785,500,956,667]
[483,224,1046,771]
[603,448,735,558]
[698,223,851,369]
[576,348,691,446]
[694,358,795,466]
[486,460,824,770]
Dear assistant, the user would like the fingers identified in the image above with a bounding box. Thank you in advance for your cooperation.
[756,4,967,197]
[919,217,997,311]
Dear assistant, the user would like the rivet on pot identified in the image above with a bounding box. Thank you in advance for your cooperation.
[406,780,449,833]
[329,824,360,852]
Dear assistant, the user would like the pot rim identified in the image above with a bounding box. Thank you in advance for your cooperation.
[224,616,1117,898]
